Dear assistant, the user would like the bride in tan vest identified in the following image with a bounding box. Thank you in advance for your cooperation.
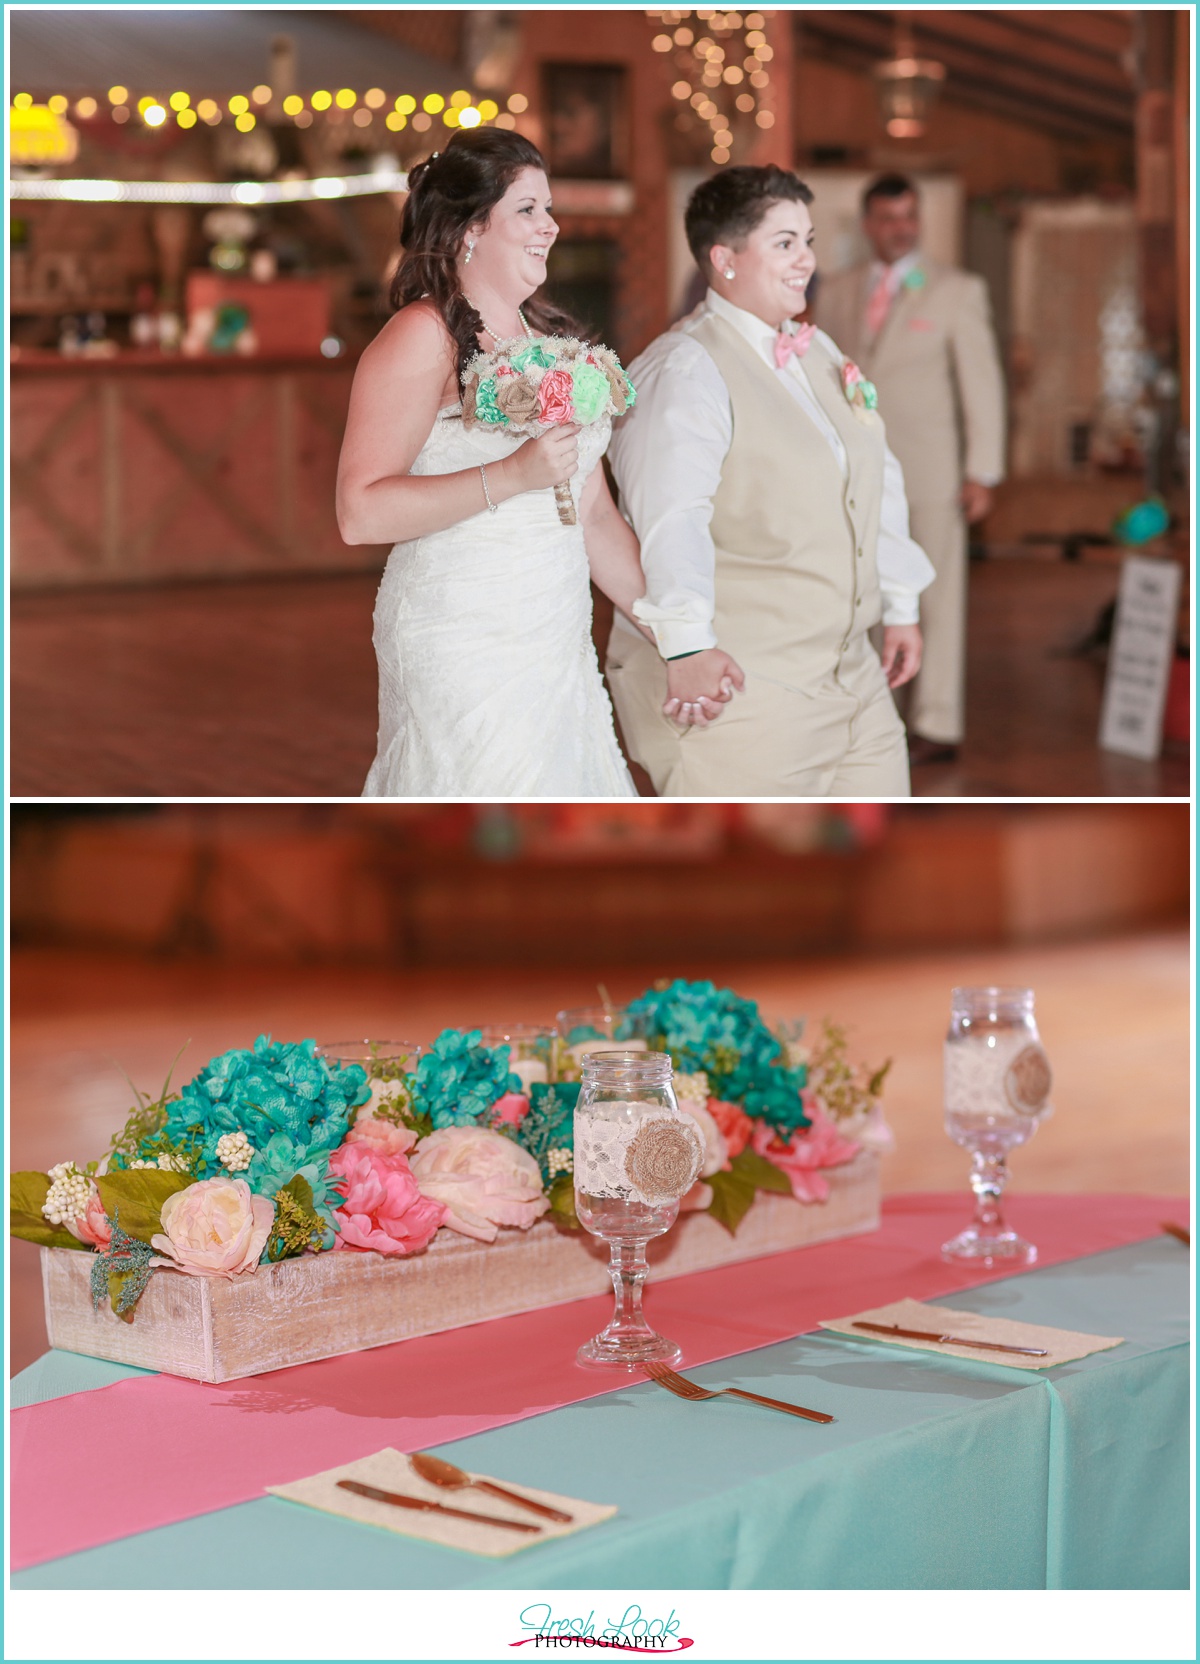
[607,166,934,798]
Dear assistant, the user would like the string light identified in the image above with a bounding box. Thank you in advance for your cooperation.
[7,85,525,144]
[10,167,412,205]
[647,6,773,164]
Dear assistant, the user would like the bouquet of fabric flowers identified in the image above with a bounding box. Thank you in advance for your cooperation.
[461,334,636,526]
[10,989,890,1322]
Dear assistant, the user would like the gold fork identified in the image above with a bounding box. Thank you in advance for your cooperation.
[643,1361,835,1424]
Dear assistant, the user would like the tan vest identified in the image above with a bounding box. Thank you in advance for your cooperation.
[690,313,885,690]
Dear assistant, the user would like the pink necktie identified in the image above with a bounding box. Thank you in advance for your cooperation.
[865,269,892,338]
[774,322,816,368]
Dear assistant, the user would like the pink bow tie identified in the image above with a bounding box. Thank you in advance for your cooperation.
[774,322,816,368]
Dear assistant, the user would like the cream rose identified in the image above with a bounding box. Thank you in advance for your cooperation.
[151,1177,274,1278]
[410,1126,549,1244]
[679,1097,727,1179]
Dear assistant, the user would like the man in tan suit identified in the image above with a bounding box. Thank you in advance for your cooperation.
[607,166,933,797]
[818,174,1005,764]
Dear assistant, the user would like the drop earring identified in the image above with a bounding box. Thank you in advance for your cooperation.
[464,239,476,265]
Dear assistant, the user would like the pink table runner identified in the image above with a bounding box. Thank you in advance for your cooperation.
[11,1192,1186,1570]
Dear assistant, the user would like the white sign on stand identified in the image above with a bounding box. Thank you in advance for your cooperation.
[1098,554,1182,760]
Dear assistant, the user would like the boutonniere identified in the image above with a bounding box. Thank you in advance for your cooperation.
[902,267,926,291]
[841,360,879,423]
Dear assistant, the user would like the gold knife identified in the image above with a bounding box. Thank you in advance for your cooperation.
[851,1320,1049,1356]
[337,1478,542,1533]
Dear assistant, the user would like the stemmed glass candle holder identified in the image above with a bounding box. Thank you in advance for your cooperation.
[478,1024,557,1091]
[574,1050,704,1369]
[941,988,1053,1266]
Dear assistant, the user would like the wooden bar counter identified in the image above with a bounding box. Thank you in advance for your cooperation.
[11,350,387,588]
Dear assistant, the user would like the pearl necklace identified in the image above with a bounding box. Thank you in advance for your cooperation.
[470,301,532,343]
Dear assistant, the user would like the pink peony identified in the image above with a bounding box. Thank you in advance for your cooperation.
[410,1126,549,1244]
[708,1098,755,1162]
[65,1183,112,1250]
[345,1116,418,1159]
[536,368,575,425]
[751,1104,860,1204]
[329,1144,445,1255]
[490,1091,531,1128]
[151,1178,274,1278]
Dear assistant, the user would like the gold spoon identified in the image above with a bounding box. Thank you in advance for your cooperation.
[409,1452,574,1523]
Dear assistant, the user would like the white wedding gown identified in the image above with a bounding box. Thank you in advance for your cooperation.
[363,406,635,798]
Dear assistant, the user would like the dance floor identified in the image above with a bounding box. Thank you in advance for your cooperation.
[9,928,1190,1374]
[10,557,1189,798]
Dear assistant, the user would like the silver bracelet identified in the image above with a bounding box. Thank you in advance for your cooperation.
[479,464,498,514]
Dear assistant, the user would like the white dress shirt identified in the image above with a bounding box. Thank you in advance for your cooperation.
[608,289,935,659]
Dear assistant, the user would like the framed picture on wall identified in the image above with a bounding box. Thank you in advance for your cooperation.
[542,63,628,179]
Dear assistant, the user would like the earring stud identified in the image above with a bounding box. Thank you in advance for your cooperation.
[724,268,735,280]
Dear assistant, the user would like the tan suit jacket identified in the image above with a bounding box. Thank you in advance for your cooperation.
[817,261,1005,505]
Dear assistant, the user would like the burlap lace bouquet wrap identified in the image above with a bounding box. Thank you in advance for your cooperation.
[461,335,636,525]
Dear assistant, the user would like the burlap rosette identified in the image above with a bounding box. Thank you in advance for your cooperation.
[1005,1044,1053,1117]
[623,1117,703,1201]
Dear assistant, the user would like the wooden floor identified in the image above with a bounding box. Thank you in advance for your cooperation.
[10,929,1190,1374]
[10,557,1188,798]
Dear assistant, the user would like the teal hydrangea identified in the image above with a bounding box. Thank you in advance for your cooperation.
[412,1028,522,1129]
[141,1036,370,1183]
[627,980,811,1137]
[475,377,507,425]
[247,1132,346,1249]
[570,361,611,424]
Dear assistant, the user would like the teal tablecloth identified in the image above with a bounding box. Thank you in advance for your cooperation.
[11,1236,1189,1589]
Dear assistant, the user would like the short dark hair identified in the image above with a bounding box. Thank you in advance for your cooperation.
[862,172,918,212]
[685,165,814,274]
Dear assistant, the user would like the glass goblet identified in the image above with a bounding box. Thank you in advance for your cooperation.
[574,1050,704,1369]
[554,1004,647,1082]
[941,987,1053,1266]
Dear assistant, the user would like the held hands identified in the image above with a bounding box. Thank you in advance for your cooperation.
[504,423,581,494]
[663,648,746,728]
[880,624,923,689]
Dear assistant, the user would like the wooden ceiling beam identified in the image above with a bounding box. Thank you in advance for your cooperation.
[797,13,1133,135]
[910,9,1133,93]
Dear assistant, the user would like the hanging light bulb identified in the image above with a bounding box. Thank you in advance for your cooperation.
[872,18,946,139]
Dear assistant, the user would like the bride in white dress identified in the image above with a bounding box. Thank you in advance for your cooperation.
[337,129,642,797]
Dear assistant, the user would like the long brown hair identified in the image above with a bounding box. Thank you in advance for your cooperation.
[390,128,580,384]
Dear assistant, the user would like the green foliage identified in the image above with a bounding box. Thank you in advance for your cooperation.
[104,1042,190,1164]
[90,1214,157,1320]
[265,1175,326,1261]
[730,1146,793,1195]
[705,1147,793,1236]
[94,1169,192,1244]
[9,1171,91,1250]
[808,1019,891,1125]
[705,1167,757,1236]
[547,1174,580,1230]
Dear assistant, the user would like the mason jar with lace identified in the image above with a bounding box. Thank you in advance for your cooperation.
[942,986,1054,1266]
[573,1049,704,1368]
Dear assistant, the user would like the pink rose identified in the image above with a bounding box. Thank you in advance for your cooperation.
[751,1103,860,1203]
[151,1177,274,1278]
[708,1098,754,1162]
[65,1183,112,1250]
[345,1116,418,1159]
[329,1144,445,1255]
[490,1091,531,1128]
[410,1126,549,1244]
[536,368,575,425]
